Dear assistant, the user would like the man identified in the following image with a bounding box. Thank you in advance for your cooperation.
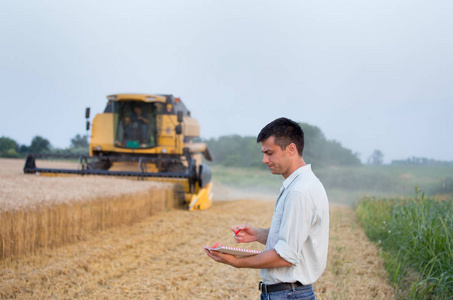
[205,117,329,299]
[130,105,149,146]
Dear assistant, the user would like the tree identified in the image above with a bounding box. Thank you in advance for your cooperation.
[70,134,89,148]
[300,123,361,166]
[368,149,384,165]
[19,144,29,155]
[29,136,51,154]
[0,136,18,152]
[0,136,19,158]
[205,135,262,168]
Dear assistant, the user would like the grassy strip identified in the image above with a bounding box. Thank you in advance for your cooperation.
[356,189,453,299]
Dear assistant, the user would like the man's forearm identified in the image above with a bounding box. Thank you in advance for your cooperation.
[235,249,292,269]
[255,228,270,245]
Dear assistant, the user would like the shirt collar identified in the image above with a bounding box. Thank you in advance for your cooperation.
[281,164,312,190]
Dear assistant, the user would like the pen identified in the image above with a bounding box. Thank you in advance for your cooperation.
[232,223,247,237]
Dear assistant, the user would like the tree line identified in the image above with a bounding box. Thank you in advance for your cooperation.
[1,122,361,167]
[4,122,450,167]
[391,156,453,166]
[0,134,89,158]
[203,122,362,168]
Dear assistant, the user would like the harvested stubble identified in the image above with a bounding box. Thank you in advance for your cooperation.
[0,158,178,259]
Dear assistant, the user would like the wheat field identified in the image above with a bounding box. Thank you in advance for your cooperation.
[0,158,394,299]
[0,158,177,259]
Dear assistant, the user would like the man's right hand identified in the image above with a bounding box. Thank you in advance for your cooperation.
[231,224,268,245]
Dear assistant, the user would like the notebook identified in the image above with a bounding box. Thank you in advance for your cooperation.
[204,245,263,257]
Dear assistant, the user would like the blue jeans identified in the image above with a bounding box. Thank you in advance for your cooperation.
[260,284,314,300]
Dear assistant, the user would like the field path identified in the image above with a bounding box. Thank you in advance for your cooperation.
[0,197,393,299]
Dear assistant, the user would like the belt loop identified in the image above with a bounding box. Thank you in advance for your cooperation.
[291,282,295,291]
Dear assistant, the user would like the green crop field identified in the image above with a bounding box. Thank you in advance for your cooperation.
[356,191,453,299]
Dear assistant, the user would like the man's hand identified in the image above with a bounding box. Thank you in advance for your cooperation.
[204,247,240,268]
[138,115,149,123]
[204,246,292,269]
[231,224,269,245]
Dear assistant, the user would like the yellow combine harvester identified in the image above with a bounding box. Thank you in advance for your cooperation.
[24,94,213,211]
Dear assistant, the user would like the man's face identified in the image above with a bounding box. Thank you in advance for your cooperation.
[261,136,291,177]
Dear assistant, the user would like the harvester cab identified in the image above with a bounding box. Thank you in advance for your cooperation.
[24,94,213,211]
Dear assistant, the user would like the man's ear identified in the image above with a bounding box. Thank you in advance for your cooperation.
[288,143,297,156]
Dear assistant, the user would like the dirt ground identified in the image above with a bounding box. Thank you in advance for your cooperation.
[0,158,394,299]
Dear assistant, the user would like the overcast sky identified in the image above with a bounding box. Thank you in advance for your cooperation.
[1,0,452,163]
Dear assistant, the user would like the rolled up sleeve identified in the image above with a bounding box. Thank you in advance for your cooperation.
[274,191,314,266]
[274,240,300,265]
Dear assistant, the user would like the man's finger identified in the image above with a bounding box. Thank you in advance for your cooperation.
[205,249,224,263]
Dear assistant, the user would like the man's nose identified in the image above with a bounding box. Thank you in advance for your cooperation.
[262,154,269,164]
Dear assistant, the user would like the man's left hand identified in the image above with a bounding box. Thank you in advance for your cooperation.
[204,248,240,268]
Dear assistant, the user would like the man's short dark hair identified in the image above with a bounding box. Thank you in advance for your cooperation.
[257,117,304,156]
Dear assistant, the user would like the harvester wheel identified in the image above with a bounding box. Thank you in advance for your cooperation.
[188,160,197,194]
[198,164,212,188]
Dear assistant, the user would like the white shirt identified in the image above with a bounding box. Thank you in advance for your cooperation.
[260,164,329,285]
